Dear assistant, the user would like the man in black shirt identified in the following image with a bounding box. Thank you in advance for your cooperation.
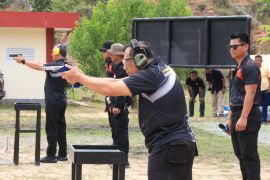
[226,33,261,180]
[107,43,131,167]
[16,44,68,163]
[185,70,206,117]
[99,41,115,144]
[62,40,197,180]
[205,68,226,117]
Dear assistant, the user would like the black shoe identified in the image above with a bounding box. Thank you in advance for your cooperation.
[199,115,204,118]
[40,156,57,163]
[189,114,194,117]
[57,156,68,161]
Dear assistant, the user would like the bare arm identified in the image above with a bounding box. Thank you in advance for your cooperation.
[221,78,226,93]
[15,56,44,71]
[268,77,270,92]
[207,81,211,88]
[187,86,192,96]
[222,78,225,88]
[62,65,132,96]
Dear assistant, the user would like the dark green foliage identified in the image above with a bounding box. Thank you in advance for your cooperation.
[29,0,52,12]
[260,26,270,43]
[51,0,97,17]
[69,0,192,77]
[0,0,10,9]
[253,0,270,23]
[213,0,230,8]
[198,3,206,12]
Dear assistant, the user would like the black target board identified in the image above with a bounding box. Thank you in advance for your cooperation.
[132,16,251,68]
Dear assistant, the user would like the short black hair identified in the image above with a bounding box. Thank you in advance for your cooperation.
[229,32,250,44]
[255,55,262,60]
[190,70,198,75]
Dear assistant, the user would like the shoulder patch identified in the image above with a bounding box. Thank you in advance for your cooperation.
[236,68,244,80]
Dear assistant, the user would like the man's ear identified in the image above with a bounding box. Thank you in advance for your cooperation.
[244,44,249,51]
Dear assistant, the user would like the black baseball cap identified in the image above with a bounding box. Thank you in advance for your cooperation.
[99,41,113,52]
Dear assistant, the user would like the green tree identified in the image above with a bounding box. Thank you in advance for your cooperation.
[260,26,270,42]
[29,0,52,12]
[0,0,10,9]
[69,0,191,76]
[255,0,270,22]
[51,0,96,17]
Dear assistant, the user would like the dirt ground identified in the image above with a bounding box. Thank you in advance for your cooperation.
[0,146,270,180]
[0,110,269,179]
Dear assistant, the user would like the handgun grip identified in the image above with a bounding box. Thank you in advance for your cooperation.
[58,66,70,72]
[218,123,229,132]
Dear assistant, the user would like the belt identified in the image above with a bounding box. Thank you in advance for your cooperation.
[230,104,258,112]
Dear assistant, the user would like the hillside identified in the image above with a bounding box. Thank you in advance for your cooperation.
[188,0,270,54]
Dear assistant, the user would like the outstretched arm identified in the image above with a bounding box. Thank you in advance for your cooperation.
[62,65,132,97]
[15,56,44,71]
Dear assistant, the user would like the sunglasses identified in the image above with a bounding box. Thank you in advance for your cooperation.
[228,44,246,50]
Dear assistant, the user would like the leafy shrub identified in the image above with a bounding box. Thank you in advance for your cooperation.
[68,0,192,77]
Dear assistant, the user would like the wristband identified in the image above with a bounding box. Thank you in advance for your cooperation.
[21,59,25,64]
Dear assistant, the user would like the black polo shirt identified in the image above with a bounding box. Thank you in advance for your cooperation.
[230,55,261,106]
[44,59,68,105]
[185,76,205,91]
[123,57,195,152]
[110,62,130,109]
[205,69,224,93]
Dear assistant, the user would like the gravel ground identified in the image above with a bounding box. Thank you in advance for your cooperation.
[191,121,270,145]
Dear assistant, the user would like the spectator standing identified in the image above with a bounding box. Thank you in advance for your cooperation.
[255,55,270,124]
[107,43,131,167]
[226,33,261,180]
[99,41,115,144]
[205,68,226,117]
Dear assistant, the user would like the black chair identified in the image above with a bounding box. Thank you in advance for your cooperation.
[14,102,41,165]
[69,145,126,180]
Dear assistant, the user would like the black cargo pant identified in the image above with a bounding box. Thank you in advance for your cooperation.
[148,139,196,180]
[105,97,115,144]
[45,104,67,157]
[113,109,129,155]
[231,106,261,180]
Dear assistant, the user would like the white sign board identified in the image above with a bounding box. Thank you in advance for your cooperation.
[6,48,35,61]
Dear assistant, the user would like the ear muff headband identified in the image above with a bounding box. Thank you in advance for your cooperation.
[53,46,60,56]
[131,39,148,69]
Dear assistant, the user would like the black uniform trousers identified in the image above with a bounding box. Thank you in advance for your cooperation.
[107,110,115,144]
[148,139,196,180]
[113,109,129,155]
[231,106,261,180]
[45,104,67,157]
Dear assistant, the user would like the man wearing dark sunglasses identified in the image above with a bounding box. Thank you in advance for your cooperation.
[226,33,261,180]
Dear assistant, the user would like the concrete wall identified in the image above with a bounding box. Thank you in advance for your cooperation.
[0,27,46,103]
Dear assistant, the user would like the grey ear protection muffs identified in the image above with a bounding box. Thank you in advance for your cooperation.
[131,39,148,68]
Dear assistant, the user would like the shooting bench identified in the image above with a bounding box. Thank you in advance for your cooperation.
[14,102,41,165]
[69,145,126,180]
